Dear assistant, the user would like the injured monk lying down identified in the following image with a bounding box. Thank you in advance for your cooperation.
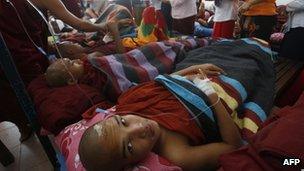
[78,38,276,171]
[45,38,207,101]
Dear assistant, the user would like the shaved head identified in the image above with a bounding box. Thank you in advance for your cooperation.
[78,121,123,171]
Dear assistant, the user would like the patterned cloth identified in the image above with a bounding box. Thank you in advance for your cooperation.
[87,37,213,102]
[175,38,275,141]
[155,75,221,142]
[122,6,169,49]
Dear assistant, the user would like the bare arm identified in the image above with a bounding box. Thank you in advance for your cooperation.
[171,64,226,76]
[107,20,126,54]
[32,0,107,32]
[208,93,242,147]
[165,93,241,171]
[163,75,241,170]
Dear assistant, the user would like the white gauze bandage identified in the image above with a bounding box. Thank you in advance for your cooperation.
[93,123,103,137]
[193,77,216,96]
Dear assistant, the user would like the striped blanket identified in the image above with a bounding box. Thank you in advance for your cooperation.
[170,38,275,141]
[88,38,213,101]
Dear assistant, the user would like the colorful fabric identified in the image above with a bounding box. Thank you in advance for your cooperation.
[104,4,136,37]
[86,38,213,102]
[122,6,169,49]
[175,38,275,141]
[155,75,221,143]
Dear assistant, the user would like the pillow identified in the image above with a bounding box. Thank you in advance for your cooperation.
[55,108,182,171]
[28,75,112,135]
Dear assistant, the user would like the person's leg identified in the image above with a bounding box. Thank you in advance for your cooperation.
[161,2,173,34]
[220,20,235,39]
[212,22,222,38]
[194,22,213,37]
[280,27,304,60]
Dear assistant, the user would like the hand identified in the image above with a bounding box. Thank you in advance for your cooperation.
[118,18,133,27]
[238,2,251,14]
[179,64,226,76]
[185,72,208,81]
[106,20,119,32]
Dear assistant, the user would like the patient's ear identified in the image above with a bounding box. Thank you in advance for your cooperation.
[67,78,78,85]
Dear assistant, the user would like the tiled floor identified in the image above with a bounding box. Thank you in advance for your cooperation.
[0,122,53,171]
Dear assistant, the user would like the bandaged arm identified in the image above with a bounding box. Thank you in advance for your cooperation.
[165,78,242,170]
[193,77,241,147]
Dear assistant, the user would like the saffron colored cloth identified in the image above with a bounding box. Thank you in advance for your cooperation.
[243,0,277,16]
[219,92,304,171]
[122,6,169,49]
[116,81,205,145]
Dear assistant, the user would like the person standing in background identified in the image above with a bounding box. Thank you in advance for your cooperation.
[169,0,197,35]
[205,0,239,39]
[279,0,304,60]
[161,0,173,35]
[238,0,277,41]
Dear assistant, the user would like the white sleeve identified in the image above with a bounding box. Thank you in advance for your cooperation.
[169,0,186,7]
[286,0,304,12]
[204,1,215,13]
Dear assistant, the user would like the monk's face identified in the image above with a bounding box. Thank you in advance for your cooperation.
[54,58,84,80]
[96,114,161,165]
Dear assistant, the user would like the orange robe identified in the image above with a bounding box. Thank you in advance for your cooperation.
[116,81,205,145]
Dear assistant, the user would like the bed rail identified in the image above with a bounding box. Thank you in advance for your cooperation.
[0,33,60,170]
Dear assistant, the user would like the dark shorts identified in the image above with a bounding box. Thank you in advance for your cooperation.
[280,27,304,60]
[172,15,196,35]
